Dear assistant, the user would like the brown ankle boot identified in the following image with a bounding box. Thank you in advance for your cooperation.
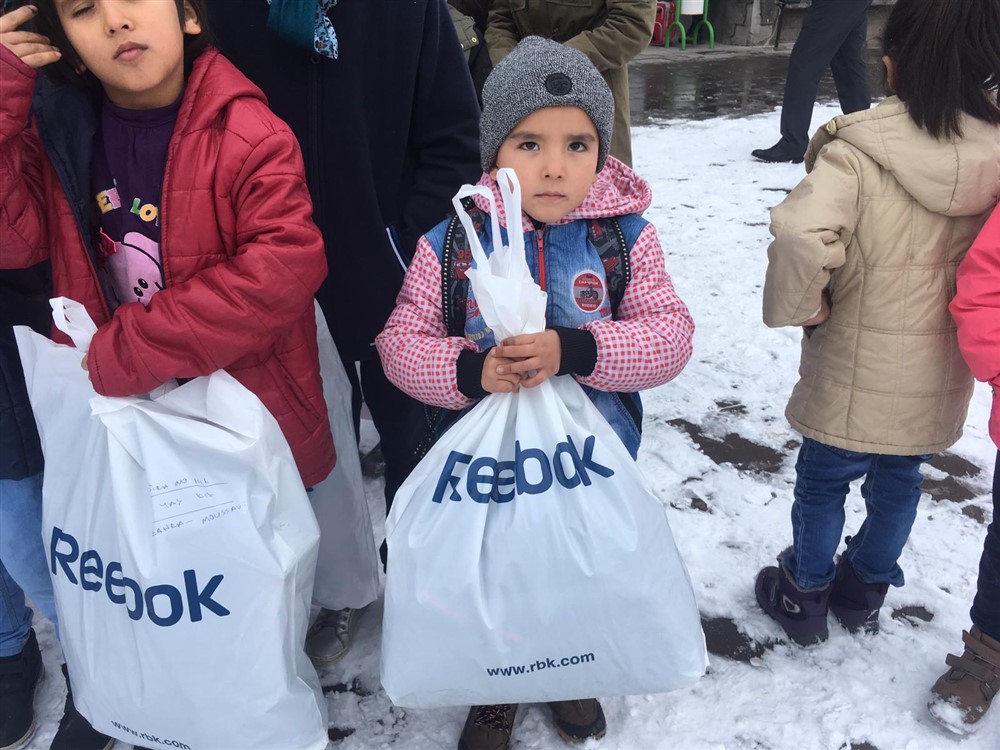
[457,704,517,750]
[547,699,607,744]
[928,626,1000,734]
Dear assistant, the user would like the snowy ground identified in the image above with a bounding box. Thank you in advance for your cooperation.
[26,104,998,749]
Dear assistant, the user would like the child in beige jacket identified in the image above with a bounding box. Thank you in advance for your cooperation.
[755,0,1000,647]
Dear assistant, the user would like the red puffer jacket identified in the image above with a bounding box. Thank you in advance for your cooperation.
[951,204,1000,451]
[0,47,335,487]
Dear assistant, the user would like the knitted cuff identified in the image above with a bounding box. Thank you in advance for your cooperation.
[456,348,491,399]
[553,326,597,377]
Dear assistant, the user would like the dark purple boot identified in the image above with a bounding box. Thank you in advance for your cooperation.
[829,555,888,634]
[755,565,832,646]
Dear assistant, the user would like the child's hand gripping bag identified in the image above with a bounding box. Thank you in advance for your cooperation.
[380,171,707,708]
[14,298,329,750]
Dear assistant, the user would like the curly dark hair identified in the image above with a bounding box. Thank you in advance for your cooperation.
[883,0,1000,139]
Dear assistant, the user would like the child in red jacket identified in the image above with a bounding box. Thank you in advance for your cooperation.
[0,3,332,747]
[0,1,333,485]
[928,204,1000,735]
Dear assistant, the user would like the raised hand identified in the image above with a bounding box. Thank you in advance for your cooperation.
[0,4,61,69]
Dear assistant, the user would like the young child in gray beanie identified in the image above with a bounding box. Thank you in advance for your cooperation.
[377,36,695,750]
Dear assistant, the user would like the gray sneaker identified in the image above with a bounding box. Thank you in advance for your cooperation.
[305,607,360,666]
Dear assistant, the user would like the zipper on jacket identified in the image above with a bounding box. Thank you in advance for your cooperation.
[536,228,547,291]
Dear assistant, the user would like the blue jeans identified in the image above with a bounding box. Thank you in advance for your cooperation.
[0,473,58,651]
[0,557,32,657]
[781,438,931,590]
[970,452,1000,642]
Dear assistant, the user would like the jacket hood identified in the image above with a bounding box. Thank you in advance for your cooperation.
[473,156,652,230]
[175,48,268,134]
[806,96,1000,217]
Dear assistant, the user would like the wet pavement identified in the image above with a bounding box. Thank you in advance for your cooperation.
[629,44,887,124]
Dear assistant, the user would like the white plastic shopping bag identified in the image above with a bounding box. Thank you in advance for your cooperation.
[15,299,329,750]
[309,302,380,610]
[380,171,707,708]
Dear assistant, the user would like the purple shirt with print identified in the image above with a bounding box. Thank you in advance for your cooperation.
[93,96,180,310]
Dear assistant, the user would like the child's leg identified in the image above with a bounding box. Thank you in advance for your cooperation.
[756,438,870,645]
[0,473,57,631]
[970,452,1000,642]
[841,451,932,587]
[782,438,870,589]
[928,452,1000,733]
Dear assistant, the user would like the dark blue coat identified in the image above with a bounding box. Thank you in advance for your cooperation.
[0,265,50,481]
[207,0,483,361]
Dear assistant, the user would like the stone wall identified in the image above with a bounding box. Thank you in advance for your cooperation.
[704,0,896,47]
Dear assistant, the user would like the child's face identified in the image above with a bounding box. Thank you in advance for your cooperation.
[55,0,201,109]
[491,106,600,225]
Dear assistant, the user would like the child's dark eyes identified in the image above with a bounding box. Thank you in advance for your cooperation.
[517,141,540,152]
[568,141,589,153]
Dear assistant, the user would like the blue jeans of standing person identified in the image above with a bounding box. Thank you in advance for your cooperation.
[780,437,931,590]
[970,452,1000,642]
[0,473,58,650]
[0,557,33,657]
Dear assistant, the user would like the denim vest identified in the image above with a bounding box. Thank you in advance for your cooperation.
[424,211,648,458]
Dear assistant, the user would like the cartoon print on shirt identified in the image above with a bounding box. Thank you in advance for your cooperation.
[98,229,165,306]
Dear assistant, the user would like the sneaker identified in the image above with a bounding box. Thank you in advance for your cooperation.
[305,607,360,666]
[828,555,888,634]
[928,626,1000,734]
[751,140,804,164]
[50,664,114,750]
[547,699,607,744]
[457,704,517,750]
[0,629,43,750]
[755,565,832,646]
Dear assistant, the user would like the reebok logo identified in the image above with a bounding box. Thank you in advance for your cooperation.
[50,526,230,627]
[432,434,614,504]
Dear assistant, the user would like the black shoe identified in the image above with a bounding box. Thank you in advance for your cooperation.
[755,565,832,646]
[829,555,888,634]
[0,629,43,750]
[751,141,804,164]
[50,664,114,750]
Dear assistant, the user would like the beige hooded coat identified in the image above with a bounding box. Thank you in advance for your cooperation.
[763,96,1000,455]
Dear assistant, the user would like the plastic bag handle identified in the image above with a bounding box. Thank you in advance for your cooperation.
[452,184,499,275]
[450,169,527,280]
[50,297,98,353]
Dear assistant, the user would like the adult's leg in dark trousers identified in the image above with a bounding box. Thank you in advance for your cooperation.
[359,357,426,566]
[778,0,873,157]
[358,357,426,511]
[970,452,1000,642]
[829,10,871,116]
[338,351,424,506]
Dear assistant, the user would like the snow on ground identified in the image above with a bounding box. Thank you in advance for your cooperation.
[26,104,998,750]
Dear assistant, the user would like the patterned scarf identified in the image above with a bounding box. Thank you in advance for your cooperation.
[265,0,339,59]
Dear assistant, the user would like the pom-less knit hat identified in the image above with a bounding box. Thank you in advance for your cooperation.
[480,36,615,173]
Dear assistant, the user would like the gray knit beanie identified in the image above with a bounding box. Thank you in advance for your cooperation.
[480,36,614,173]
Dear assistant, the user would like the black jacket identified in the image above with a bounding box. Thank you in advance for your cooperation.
[207,0,482,361]
[0,266,50,481]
